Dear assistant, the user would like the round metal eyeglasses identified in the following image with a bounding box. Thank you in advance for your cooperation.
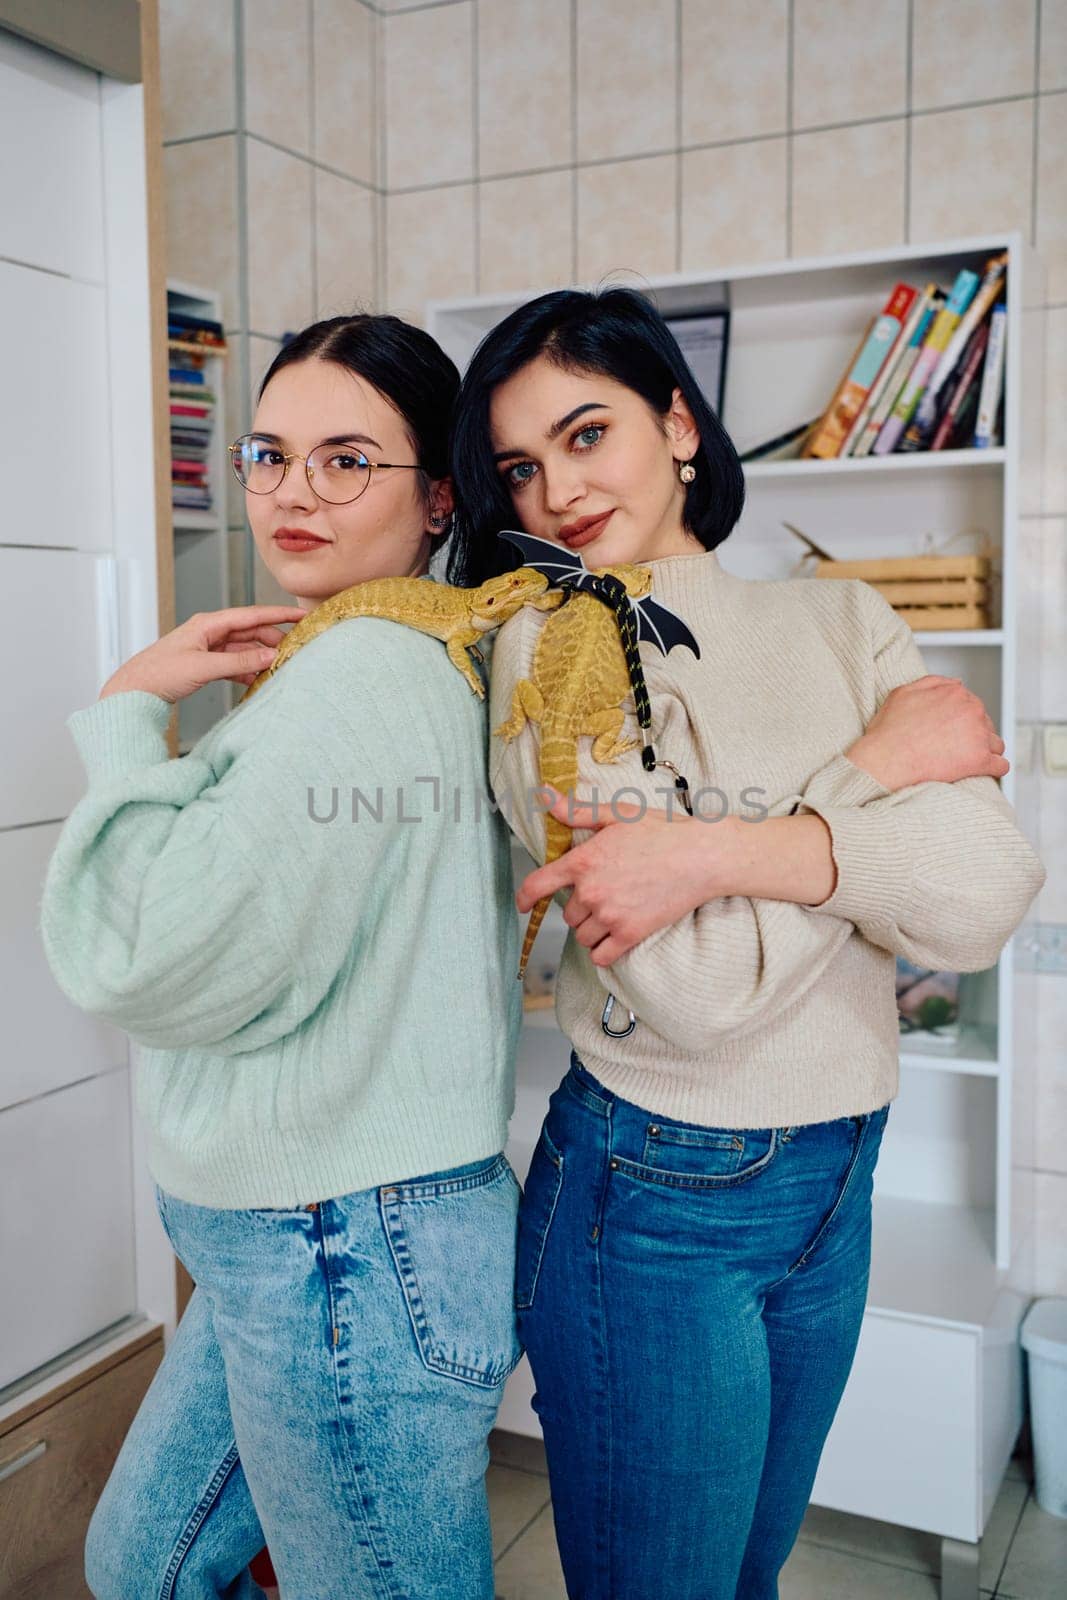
[229,434,424,506]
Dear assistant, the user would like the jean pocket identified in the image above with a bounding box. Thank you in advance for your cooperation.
[515,1124,564,1311]
[613,1125,780,1190]
[380,1154,522,1390]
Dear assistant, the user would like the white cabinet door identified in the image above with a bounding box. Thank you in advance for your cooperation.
[0,1068,136,1390]
[0,29,104,281]
[0,549,108,828]
[0,260,113,550]
[812,1313,981,1542]
[0,824,126,1114]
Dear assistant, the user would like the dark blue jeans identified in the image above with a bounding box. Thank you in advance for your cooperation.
[516,1053,890,1600]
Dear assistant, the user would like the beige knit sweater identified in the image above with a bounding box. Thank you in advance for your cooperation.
[488,548,1045,1129]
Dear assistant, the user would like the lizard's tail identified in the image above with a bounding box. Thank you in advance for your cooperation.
[518,734,577,980]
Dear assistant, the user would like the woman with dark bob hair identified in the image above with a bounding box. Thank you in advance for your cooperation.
[448,286,1044,1599]
[42,315,524,1600]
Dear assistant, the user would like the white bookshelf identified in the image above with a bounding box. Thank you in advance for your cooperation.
[428,231,1042,1596]
[167,280,231,753]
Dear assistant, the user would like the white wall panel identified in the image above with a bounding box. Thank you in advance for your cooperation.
[0,1068,135,1390]
[0,28,104,281]
[0,260,113,550]
[0,548,105,828]
[0,823,126,1114]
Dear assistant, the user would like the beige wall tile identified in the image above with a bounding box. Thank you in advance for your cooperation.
[1037,92,1067,302]
[159,0,236,141]
[478,0,572,177]
[1036,765,1067,924]
[1021,307,1046,519]
[577,155,677,281]
[1035,975,1067,1176]
[680,139,787,272]
[384,3,473,189]
[1041,0,1067,90]
[909,99,1033,244]
[1013,969,1039,1171]
[313,0,375,184]
[246,139,314,335]
[792,0,908,129]
[316,170,377,317]
[223,333,282,523]
[1044,305,1067,516]
[243,0,312,156]
[793,120,906,257]
[164,135,241,328]
[227,526,251,607]
[912,0,1037,111]
[576,0,676,163]
[1037,518,1067,722]
[1033,1170,1067,1294]
[1016,517,1044,720]
[479,171,574,295]
[386,184,475,314]
[681,0,788,144]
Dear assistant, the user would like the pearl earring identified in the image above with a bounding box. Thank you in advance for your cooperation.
[678,461,696,484]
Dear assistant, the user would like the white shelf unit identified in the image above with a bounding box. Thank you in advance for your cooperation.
[429,232,1041,1592]
[0,25,176,1409]
[167,280,231,753]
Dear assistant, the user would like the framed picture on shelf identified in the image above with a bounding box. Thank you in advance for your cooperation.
[664,307,730,417]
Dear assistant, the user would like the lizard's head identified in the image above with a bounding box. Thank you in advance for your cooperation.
[472,566,557,629]
[591,563,654,599]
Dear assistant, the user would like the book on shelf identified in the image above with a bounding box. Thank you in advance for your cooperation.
[909,251,1008,437]
[802,284,918,459]
[738,417,821,462]
[873,266,981,455]
[809,256,1011,467]
[841,283,936,456]
[851,294,943,457]
[928,320,990,451]
[974,302,1007,449]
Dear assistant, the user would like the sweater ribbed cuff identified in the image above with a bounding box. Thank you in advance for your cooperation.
[67,691,173,784]
[788,796,913,926]
[792,751,892,812]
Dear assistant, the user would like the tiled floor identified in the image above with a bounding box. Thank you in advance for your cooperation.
[487,1431,1067,1600]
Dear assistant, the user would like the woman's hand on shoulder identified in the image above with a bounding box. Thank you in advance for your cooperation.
[98,606,310,704]
[847,675,1008,790]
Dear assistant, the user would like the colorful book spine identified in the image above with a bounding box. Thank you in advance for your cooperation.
[842,283,935,456]
[911,252,1008,434]
[930,322,990,451]
[873,268,980,455]
[804,284,918,459]
[974,303,1007,448]
[853,298,942,458]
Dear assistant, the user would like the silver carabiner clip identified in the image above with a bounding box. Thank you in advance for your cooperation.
[601,993,636,1039]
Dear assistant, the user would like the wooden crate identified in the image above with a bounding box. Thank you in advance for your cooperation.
[815,554,992,631]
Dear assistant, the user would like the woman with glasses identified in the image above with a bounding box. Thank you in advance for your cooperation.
[446,286,1045,1600]
[40,316,523,1600]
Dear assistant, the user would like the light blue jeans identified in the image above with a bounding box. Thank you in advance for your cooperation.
[85,1154,521,1600]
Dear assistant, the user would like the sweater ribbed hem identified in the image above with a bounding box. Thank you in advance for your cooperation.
[573,1043,899,1130]
[787,796,913,927]
[68,692,172,784]
[792,751,892,810]
[142,1085,513,1209]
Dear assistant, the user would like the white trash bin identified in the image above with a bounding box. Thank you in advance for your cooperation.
[1021,1297,1067,1518]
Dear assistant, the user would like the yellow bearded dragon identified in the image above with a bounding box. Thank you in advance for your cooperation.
[494,565,660,979]
[239,566,563,704]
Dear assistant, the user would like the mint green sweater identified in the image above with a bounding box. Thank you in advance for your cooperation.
[38,619,522,1209]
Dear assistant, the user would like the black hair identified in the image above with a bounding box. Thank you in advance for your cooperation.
[446,286,746,586]
[259,313,461,555]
